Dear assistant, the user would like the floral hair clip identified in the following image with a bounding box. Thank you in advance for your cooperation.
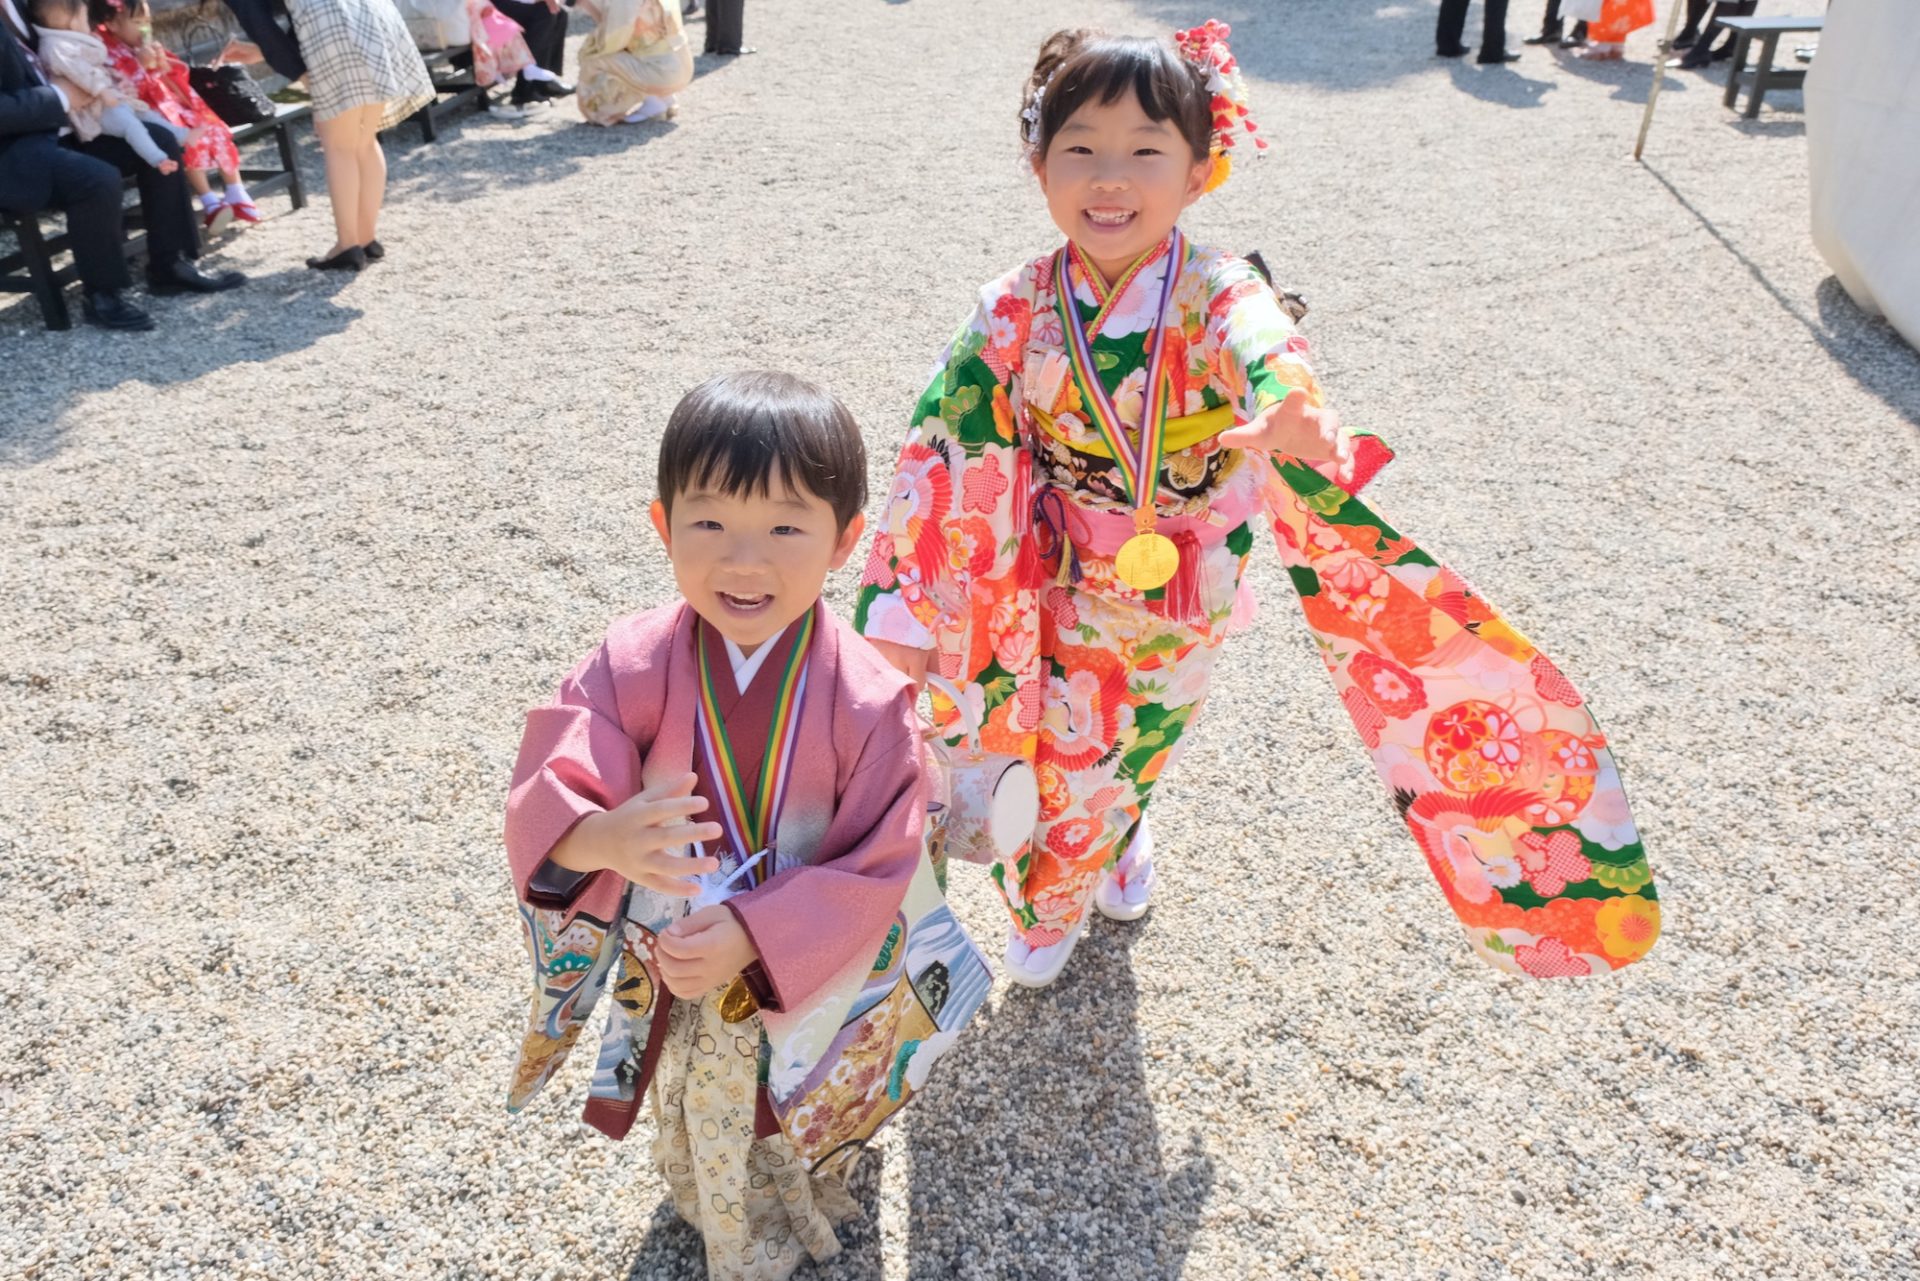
[1022,64,1062,151]
[1174,19,1268,194]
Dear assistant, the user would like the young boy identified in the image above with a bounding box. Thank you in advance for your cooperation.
[503,371,979,1279]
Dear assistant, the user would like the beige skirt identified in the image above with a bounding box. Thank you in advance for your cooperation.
[289,0,436,128]
[649,993,859,1281]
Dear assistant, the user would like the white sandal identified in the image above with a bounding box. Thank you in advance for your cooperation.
[1093,818,1155,922]
[1003,912,1088,988]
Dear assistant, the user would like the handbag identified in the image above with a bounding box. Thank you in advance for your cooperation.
[187,64,276,125]
[922,674,1039,868]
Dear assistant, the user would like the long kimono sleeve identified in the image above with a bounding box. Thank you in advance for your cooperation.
[855,278,1030,661]
[504,641,644,916]
[725,697,926,1013]
[1206,254,1393,497]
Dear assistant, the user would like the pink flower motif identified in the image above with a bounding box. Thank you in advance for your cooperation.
[860,532,897,588]
[1341,684,1384,749]
[962,454,1010,514]
[1045,586,1080,631]
[1349,651,1426,719]
[1516,830,1593,898]
[1514,935,1591,978]
[1477,708,1526,768]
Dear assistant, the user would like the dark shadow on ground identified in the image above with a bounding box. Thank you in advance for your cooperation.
[1640,160,1920,431]
[904,921,1216,1280]
[0,266,362,466]
[1445,58,1557,108]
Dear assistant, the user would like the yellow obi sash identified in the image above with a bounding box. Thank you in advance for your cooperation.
[1028,403,1235,459]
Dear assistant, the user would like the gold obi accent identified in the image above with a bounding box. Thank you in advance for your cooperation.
[1028,402,1236,458]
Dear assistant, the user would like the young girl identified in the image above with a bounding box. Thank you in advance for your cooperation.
[29,0,187,174]
[91,0,259,232]
[859,23,1659,986]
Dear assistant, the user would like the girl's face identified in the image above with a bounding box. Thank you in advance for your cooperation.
[1033,90,1211,285]
[103,5,147,44]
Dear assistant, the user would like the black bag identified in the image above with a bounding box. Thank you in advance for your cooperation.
[188,64,277,126]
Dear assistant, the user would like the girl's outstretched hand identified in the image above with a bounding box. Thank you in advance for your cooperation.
[1216,389,1354,485]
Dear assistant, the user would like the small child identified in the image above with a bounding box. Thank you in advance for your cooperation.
[90,0,259,231]
[29,0,187,174]
[859,22,1658,986]
[504,372,983,1279]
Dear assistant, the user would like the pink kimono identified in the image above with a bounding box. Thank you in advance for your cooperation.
[503,600,927,1137]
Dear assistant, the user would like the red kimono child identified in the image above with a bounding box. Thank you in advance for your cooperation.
[94,0,259,229]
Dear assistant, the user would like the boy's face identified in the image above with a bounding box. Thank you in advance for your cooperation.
[651,478,864,655]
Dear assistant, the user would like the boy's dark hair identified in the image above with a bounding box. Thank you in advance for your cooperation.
[1024,29,1213,164]
[30,0,88,24]
[657,371,868,531]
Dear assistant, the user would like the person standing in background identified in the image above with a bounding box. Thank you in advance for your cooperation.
[1436,0,1520,63]
[700,0,747,56]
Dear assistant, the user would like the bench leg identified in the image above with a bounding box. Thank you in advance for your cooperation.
[1722,32,1747,109]
[1746,32,1779,118]
[276,122,306,211]
[416,98,439,144]
[16,217,72,331]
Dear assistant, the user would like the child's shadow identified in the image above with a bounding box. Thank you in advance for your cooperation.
[622,1148,888,1281]
[902,922,1216,1279]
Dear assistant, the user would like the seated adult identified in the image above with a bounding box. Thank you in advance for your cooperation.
[0,0,243,330]
[494,0,574,107]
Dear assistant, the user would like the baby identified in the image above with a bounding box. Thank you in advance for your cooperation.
[29,0,190,173]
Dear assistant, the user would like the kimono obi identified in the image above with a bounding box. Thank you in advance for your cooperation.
[1027,402,1236,461]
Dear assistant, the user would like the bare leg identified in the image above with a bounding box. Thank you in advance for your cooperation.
[353,107,387,246]
[187,169,212,196]
[313,108,368,253]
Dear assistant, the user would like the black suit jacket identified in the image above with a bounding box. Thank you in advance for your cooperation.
[220,0,306,82]
[0,16,71,207]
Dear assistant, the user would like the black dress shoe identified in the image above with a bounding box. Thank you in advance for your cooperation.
[306,245,367,272]
[1435,44,1470,57]
[362,240,385,261]
[148,259,247,295]
[1477,48,1522,63]
[1522,29,1560,45]
[82,289,155,331]
[709,46,756,55]
[1673,29,1699,48]
[532,79,575,99]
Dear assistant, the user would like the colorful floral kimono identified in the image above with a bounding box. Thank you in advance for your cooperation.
[857,232,1660,977]
[575,0,692,126]
[505,602,985,1278]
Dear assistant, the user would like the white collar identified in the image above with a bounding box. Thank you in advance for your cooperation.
[722,632,779,692]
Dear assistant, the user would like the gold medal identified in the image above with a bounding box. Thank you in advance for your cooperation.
[1115,530,1180,590]
[718,975,759,1024]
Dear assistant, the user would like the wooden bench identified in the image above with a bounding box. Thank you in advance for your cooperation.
[1718,15,1824,119]
[406,46,494,142]
[0,101,311,331]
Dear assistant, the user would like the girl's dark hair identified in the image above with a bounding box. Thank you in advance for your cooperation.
[1023,29,1213,163]
[88,0,147,27]
[29,0,87,23]
[657,371,868,531]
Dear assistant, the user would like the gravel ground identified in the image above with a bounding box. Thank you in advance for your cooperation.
[4,1,1917,1278]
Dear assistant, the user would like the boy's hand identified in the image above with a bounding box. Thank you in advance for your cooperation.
[547,773,723,896]
[1216,389,1354,484]
[657,905,759,999]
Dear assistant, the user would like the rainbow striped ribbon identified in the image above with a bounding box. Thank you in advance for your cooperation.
[1051,227,1187,513]
[694,609,816,889]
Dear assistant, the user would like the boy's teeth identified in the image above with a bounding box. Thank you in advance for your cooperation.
[1087,210,1134,226]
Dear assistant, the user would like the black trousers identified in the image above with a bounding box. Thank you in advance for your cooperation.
[75,122,199,277]
[1679,0,1755,64]
[703,0,743,53]
[0,132,128,291]
[1436,0,1510,55]
[495,0,566,87]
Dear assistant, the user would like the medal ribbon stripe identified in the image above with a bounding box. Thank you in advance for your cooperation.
[694,610,816,889]
[1052,228,1186,514]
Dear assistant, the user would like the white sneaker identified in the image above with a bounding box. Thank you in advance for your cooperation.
[1093,819,1155,922]
[1002,912,1088,988]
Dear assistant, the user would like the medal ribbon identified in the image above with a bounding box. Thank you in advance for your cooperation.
[694,609,815,889]
[1052,228,1187,515]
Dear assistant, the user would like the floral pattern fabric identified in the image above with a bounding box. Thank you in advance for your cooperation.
[99,34,241,176]
[857,232,1658,974]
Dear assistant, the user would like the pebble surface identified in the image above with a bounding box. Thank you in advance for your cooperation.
[3,1,1916,1277]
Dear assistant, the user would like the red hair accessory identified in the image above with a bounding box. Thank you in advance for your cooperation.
[1173,20,1268,193]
